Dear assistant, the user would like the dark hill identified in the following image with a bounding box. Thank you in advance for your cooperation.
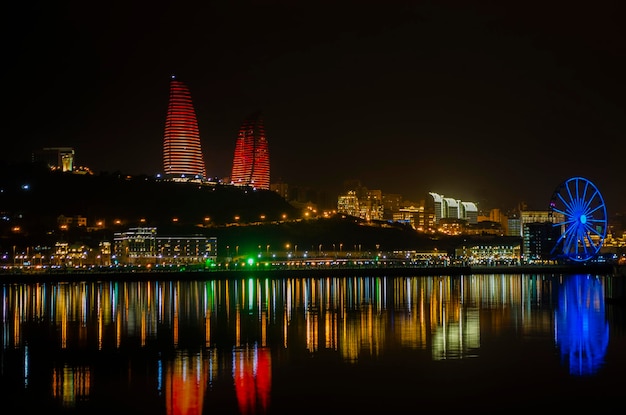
[0,161,521,257]
[0,161,297,224]
[0,161,296,245]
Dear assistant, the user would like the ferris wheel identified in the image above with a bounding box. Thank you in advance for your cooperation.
[549,176,608,262]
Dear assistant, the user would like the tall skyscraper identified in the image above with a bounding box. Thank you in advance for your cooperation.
[230,112,270,190]
[162,75,207,178]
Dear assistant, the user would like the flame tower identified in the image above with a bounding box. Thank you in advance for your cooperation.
[162,75,207,178]
[230,112,270,189]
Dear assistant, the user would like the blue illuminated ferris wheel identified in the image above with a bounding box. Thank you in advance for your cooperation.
[549,177,608,262]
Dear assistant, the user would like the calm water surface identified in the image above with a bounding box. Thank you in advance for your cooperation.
[1,273,625,414]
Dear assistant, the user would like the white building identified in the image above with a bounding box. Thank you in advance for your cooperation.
[428,192,479,225]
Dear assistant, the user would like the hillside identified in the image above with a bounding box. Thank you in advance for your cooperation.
[0,161,521,257]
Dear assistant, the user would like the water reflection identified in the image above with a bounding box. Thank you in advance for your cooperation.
[52,364,91,408]
[556,274,609,376]
[0,273,615,413]
[164,350,209,415]
[233,346,271,415]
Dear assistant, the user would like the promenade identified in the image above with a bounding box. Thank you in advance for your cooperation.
[0,262,621,283]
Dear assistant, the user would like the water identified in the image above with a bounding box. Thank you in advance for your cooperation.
[1,273,625,414]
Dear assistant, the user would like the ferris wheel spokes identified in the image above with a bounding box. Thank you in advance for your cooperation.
[549,176,607,262]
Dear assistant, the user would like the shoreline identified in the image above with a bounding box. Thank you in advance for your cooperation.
[0,263,621,283]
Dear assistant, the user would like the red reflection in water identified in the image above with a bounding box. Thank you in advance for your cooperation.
[234,347,272,415]
[165,353,208,415]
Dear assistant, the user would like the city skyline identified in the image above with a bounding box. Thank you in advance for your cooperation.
[3,1,625,211]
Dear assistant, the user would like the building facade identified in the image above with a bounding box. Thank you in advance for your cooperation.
[428,192,478,225]
[394,204,436,232]
[516,210,565,261]
[162,75,207,179]
[523,222,561,262]
[337,190,360,217]
[231,112,270,190]
[33,147,75,172]
[113,227,217,265]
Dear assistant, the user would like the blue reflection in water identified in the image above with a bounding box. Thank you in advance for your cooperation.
[555,274,608,376]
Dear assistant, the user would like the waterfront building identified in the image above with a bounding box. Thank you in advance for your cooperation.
[156,235,217,265]
[523,222,561,262]
[454,241,521,265]
[53,242,68,266]
[98,241,112,266]
[231,112,270,189]
[519,210,553,236]
[506,210,565,261]
[113,227,157,265]
[162,75,207,179]
[52,241,94,267]
[113,227,217,266]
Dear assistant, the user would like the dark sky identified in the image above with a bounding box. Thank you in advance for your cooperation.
[3,0,625,212]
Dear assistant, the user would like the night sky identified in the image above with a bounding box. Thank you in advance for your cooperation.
[3,1,625,212]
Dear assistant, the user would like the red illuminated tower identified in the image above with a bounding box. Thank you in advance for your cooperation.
[162,75,207,178]
[230,112,270,189]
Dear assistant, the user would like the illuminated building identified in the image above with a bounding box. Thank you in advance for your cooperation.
[33,147,75,172]
[162,75,207,179]
[337,187,384,221]
[230,112,270,189]
[337,190,359,217]
[358,189,384,221]
[57,214,87,229]
[524,222,561,261]
[113,227,217,265]
[113,227,157,265]
[516,210,563,261]
[461,202,478,223]
[454,241,521,265]
[507,216,522,237]
[395,204,435,232]
[428,192,478,225]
